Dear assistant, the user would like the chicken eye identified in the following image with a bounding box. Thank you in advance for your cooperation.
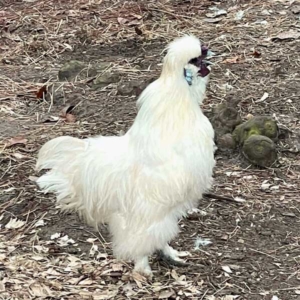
[188,57,198,65]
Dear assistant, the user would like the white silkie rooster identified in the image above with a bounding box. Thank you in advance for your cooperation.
[36,35,216,277]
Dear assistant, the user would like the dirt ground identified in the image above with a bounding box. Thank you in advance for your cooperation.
[1,0,300,299]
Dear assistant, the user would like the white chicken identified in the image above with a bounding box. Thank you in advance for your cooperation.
[36,35,216,277]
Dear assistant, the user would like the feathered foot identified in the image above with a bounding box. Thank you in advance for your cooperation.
[133,256,153,278]
[157,244,191,267]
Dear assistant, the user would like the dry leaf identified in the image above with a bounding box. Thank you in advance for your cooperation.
[36,85,47,99]
[65,113,76,123]
[78,278,94,285]
[12,152,26,160]
[89,244,98,256]
[294,290,300,295]
[252,50,261,58]
[235,10,244,20]
[222,56,239,64]
[31,255,46,261]
[7,136,27,147]
[131,271,147,287]
[34,219,45,227]
[221,265,233,273]
[29,176,38,182]
[117,17,128,25]
[171,269,179,280]
[97,252,108,260]
[255,92,269,103]
[50,232,61,240]
[292,5,300,14]
[135,26,143,35]
[43,116,60,123]
[271,30,300,41]
[59,105,76,123]
[223,296,239,300]
[29,283,53,297]
[131,13,142,19]
[206,8,227,18]
[128,19,141,26]
[86,238,97,243]
[233,197,246,202]
[111,263,123,272]
[59,105,75,117]
[58,235,75,246]
[158,290,175,299]
[204,17,223,23]
[5,218,26,229]
[0,281,5,292]
[92,290,118,299]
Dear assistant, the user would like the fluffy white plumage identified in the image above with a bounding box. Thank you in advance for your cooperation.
[36,35,216,276]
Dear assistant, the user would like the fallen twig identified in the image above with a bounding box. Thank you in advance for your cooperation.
[203,192,241,203]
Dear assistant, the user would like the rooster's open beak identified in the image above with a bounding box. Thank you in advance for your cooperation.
[198,46,213,77]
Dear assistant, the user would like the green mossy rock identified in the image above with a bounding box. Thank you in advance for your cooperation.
[233,116,278,146]
[242,135,277,167]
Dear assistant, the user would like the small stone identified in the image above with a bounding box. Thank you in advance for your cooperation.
[93,73,120,89]
[217,133,236,150]
[211,103,242,137]
[242,135,277,167]
[58,60,96,81]
[117,78,156,96]
[117,83,135,96]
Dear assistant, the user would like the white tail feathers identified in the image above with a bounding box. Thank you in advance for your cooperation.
[36,136,85,171]
[36,136,88,216]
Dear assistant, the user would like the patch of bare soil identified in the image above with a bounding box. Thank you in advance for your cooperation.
[1,0,300,299]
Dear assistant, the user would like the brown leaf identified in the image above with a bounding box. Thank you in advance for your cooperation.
[59,105,75,117]
[222,56,239,64]
[271,30,300,41]
[36,85,47,99]
[135,26,143,35]
[252,50,261,58]
[65,113,76,123]
[7,136,27,147]
[131,271,147,287]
